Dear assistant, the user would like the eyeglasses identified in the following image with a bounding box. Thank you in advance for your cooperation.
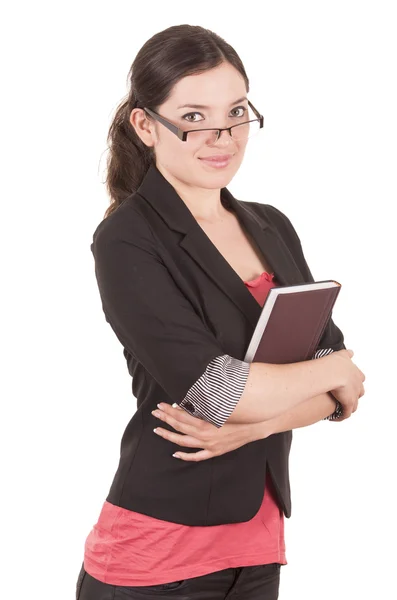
[142,99,264,143]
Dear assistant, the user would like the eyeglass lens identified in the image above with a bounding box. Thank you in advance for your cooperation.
[185,105,261,143]
[187,119,261,143]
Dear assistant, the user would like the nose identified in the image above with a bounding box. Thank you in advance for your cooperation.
[212,128,235,148]
[216,128,232,141]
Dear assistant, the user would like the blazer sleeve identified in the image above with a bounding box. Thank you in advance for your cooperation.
[90,210,250,428]
[263,203,347,354]
[262,204,346,422]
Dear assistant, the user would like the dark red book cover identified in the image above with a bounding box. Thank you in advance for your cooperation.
[244,280,341,364]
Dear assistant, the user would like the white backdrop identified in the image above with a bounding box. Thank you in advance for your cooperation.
[2,1,396,598]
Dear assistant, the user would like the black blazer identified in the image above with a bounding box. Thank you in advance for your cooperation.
[90,162,345,526]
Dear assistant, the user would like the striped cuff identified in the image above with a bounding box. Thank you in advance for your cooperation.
[311,348,343,420]
[311,347,335,360]
[179,354,251,428]
[324,399,343,420]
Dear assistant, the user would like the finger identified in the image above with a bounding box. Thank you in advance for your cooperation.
[154,427,203,448]
[331,413,349,422]
[156,403,212,436]
[173,449,214,462]
[343,405,353,419]
[152,406,195,435]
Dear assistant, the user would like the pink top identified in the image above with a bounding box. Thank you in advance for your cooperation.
[83,270,287,586]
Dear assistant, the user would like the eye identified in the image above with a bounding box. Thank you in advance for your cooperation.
[230,106,247,117]
[182,106,247,123]
[182,112,204,123]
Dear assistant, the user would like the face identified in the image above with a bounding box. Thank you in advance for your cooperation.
[129,62,250,195]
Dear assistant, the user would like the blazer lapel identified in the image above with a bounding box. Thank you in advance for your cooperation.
[137,163,305,329]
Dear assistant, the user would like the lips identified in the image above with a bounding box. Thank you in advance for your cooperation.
[199,154,233,161]
[199,155,233,169]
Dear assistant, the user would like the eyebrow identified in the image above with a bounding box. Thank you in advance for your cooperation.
[176,96,248,110]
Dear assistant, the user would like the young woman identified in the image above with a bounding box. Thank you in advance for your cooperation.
[76,24,365,600]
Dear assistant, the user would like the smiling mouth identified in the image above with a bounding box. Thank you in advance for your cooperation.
[199,154,234,161]
[199,155,234,167]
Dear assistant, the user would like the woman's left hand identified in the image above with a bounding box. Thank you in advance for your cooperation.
[151,403,266,461]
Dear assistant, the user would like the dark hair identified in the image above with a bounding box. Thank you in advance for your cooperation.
[103,24,249,218]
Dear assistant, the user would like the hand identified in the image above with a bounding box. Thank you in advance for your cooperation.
[151,403,263,461]
[328,349,366,419]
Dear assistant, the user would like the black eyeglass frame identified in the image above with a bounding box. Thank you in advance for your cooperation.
[141,99,264,142]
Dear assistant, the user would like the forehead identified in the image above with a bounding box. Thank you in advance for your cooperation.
[166,63,247,109]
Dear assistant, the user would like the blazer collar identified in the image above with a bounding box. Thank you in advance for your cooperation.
[136,163,304,329]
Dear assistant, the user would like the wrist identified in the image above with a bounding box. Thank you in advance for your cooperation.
[252,420,273,441]
[326,352,347,389]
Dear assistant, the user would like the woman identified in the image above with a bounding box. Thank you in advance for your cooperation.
[76,24,365,600]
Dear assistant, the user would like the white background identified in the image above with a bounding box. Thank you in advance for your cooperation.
[2,1,396,598]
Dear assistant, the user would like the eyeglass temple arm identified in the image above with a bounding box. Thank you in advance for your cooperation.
[143,107,181,137]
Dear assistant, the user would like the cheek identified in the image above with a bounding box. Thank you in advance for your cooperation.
[156,141,187,167]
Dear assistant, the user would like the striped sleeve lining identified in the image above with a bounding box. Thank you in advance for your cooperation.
[311,347,335,359]
[311,348,343,421]
[179,354,251,428]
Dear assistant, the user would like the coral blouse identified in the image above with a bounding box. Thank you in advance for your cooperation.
[83,270,287,586]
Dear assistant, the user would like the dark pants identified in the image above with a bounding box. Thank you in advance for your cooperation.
[76,561,281,600]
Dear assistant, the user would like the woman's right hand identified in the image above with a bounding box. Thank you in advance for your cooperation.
[328,349,366,419]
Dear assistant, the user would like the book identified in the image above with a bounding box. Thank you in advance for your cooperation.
[244,280,341,363]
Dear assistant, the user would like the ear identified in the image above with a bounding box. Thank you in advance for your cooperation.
[129,108,156,148]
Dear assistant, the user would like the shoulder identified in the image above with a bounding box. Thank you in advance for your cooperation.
[243,201,302,246]
[91,195,157,254]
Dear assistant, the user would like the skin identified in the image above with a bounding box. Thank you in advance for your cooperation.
[129,61,249,223]
[129,63,361,462]
[150,379,353,463]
